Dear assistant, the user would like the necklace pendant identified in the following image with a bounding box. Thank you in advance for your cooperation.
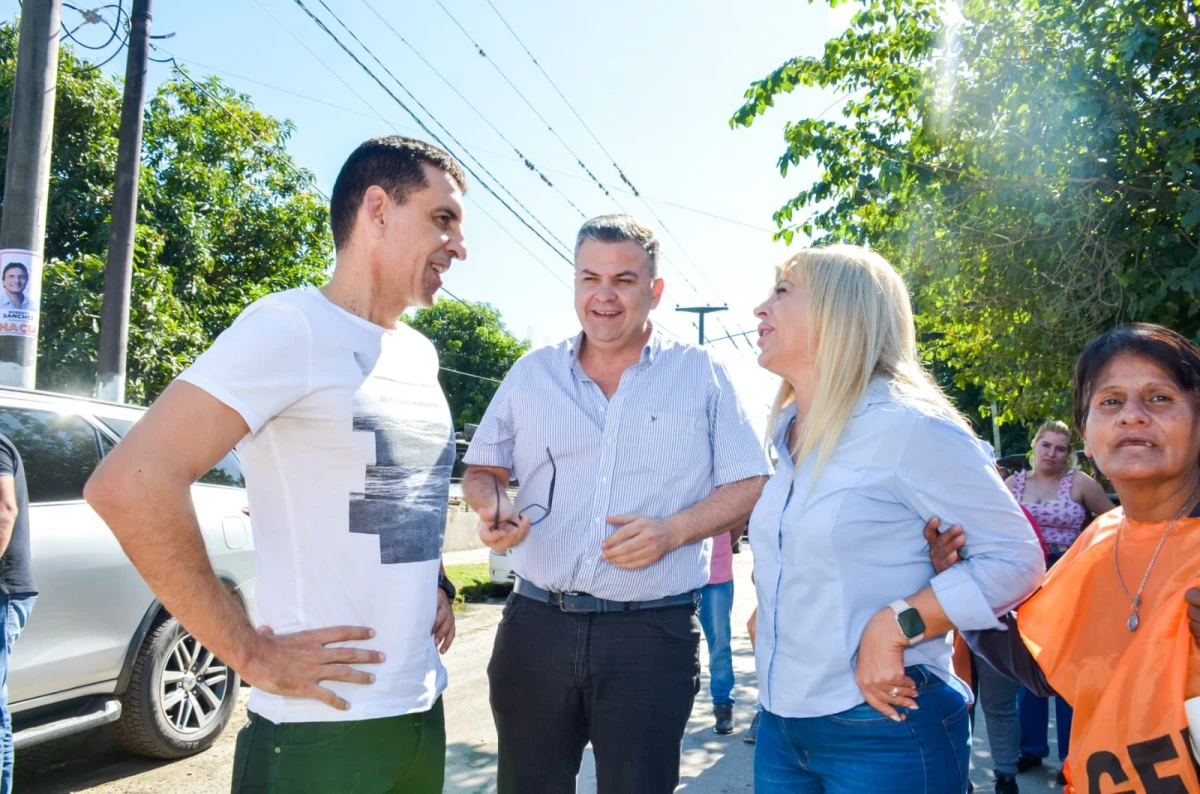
[1127,612,1139,632]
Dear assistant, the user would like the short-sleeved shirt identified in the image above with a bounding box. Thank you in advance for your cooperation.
[0,433,34,596]
[463,331,769,602]
[178,287,454,723]
[750,378,1046,718]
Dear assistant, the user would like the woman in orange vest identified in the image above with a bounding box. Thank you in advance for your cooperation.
[950,322,1200,794]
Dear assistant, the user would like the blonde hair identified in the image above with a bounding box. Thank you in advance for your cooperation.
[766,244,972,474]
[1032,420,1071,446]
[1030,420,1075,471]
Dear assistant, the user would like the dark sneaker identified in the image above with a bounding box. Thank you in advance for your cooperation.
[714,703,734,735]
[1056,770,1067,787]
[1016,752,1044,774]
[995,773,1019,794]
[743,710,761,743]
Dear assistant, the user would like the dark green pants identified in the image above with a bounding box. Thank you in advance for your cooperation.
[230,699,445,794]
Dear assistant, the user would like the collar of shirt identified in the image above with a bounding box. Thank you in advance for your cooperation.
[567,326,664,380]
[772,377,896,465]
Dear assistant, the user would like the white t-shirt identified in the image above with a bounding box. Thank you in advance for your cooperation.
[178,287,453,723]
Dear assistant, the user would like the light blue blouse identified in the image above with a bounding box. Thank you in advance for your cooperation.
[749,378,1045,718]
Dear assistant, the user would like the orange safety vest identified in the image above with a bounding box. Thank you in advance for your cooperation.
[1018,510,1200,794]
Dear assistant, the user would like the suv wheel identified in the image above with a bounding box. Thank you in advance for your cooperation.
[111,613,240,759]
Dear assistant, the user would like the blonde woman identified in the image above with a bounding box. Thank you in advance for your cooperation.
[1007,420,1115,559]
[747,245,1045,793]
[1005,420,1114,781]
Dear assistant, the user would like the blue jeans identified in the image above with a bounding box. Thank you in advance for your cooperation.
[1019,687,1072,762]
[698,580,735,706]
[0,595,33,794]
[754,666,970,793]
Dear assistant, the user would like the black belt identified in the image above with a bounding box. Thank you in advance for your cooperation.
[513,577,699,614]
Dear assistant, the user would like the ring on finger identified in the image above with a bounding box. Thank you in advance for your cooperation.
[888,686,899,698]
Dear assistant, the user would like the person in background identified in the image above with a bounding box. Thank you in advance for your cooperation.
[1005,420,1115,782]
[700,524,744,734]
[0,433,34,794]
[748,244,1045,793]
[949,322,1200,793]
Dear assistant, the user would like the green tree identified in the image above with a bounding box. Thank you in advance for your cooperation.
[0,23,331,403]
[406,299,529,429]
[732,0,1200,426]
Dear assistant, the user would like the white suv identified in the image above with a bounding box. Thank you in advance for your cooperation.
[0,388,256,759]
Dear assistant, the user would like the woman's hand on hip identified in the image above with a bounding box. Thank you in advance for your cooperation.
[855,608,919,721]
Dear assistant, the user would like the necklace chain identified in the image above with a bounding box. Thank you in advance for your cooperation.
[1113,484,1200,631]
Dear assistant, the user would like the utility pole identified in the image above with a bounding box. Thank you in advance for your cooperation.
[990,400,1002,458]
[675,304,727,345]
[0,0,63,389]
[96,0,152,403]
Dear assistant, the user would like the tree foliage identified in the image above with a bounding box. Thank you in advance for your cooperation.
[405,299,530,429]
[733,0,1200,427]
[0,24,331,403]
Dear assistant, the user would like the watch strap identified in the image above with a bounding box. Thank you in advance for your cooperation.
[437,574,456,603]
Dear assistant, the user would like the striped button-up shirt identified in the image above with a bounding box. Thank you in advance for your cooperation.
[463,331,770,601]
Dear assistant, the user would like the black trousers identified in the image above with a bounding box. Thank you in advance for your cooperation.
[487,592,702,794]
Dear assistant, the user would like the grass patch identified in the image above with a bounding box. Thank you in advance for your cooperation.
[444,562,511,611]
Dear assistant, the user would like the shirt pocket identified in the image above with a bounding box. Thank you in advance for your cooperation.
[629,411,706,480]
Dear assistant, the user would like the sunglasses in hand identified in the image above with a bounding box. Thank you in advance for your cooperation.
[492,448,556,530]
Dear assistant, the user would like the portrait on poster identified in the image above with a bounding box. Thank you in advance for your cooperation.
[0,249,41,338]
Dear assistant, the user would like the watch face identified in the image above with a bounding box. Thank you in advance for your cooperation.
[897,608,925,639]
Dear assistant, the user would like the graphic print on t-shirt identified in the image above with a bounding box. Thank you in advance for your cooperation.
[349,358,455,565]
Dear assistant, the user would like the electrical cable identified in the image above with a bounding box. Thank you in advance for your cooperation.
[287,0,575,268]
[357,0,587,220]
[313,0,573,259]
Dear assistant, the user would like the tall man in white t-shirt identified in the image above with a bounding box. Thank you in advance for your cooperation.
[85,136,468,793]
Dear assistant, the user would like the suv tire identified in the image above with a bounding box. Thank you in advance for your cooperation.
[111,612,240,759]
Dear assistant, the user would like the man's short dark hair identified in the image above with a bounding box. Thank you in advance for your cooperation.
[574,215,660,278]
[329,136,467,250]
[2,263,28,279]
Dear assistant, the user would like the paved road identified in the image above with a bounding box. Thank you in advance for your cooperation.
[16,549,1060,793]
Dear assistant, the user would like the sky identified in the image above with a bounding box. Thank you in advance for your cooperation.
[2,0,857,431]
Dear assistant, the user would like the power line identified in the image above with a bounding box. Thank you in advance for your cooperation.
[160,58,774,237]
[285,0,576,268]
[482,0,639,199]
[244,1,630,336]
[466,196,573,291]
[151,47,330,203]
[250,0,408,136]
[356,0,588,220]
[61,1,126,50]
[704,328,757,345]
[433,0,624,209]
[311,0,573,260]
[479,1,751,351]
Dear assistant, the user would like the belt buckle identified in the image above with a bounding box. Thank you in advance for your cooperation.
[559,592,597,613]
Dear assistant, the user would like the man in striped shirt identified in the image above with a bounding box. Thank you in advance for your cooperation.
[462,215,769,794]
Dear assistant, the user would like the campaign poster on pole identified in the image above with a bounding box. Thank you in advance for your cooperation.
[0,249,40,338]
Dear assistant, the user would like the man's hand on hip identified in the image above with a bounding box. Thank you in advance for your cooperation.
[433,588,456,654]
[601,515,681,569]
[245,625,384,712]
